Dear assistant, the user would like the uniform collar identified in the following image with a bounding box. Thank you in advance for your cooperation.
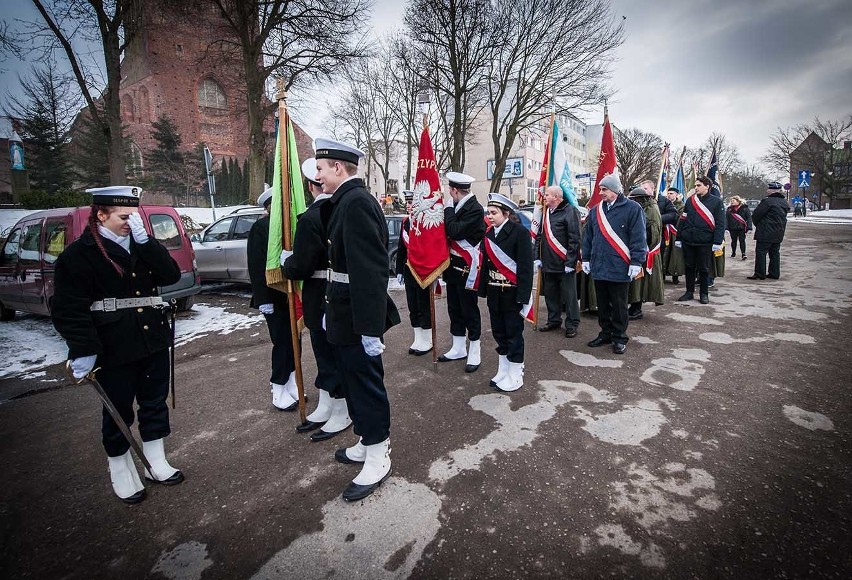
[455,192,475,211]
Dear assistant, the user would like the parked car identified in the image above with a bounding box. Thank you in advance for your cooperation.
[192,208,407,281]
[0,205,200,321]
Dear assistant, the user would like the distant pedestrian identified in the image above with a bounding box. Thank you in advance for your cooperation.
[748,181,788,281]
[726,196,752,260]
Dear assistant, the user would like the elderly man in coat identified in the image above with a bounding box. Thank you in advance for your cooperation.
[748,181,789,280]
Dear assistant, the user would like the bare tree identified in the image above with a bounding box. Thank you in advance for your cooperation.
[25,0,142,185]
[614,127,663,190]
[0,19,24,69]
[485,0,623,192]
[386,32,426,190]
[405,0,497,172]
[208,0,372,199]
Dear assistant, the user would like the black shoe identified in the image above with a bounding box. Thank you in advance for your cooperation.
[409,346,433,356]
[565,327,577,338]
[730,253,736,258]
[677,292,694,302]
[742,255,747,260]
[464,363,480,373]
[144,470,185,486]
[612,343,626,355]
[296,420,326,433]
[707,281,715,289]
[699,294,710,304]
[119,489,147,505]
[672,276,680,285]
[746,275,765,280]
[437,354,465,362]
[628,311,643,320]
[538,323,561,332]
[334,448,364,465]
[342,468,393,502]
[310,424,352,442]
[587,336,612,347]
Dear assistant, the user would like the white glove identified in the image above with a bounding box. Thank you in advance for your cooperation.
[321,313,326,330]
[361,335,385,357]
[70,355,97,379]
[582,261,591,275]
[396,274,404,285]
[279,249,293,265]
[564,264,572,273]
[128,212,149,244]
[258,303,274,315]
[628,265,642,280]
[534,259,542,270]
[712,244,722,252]
[674,241,682,248]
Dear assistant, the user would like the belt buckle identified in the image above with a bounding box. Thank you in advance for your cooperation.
[326,268,332,282]
[103,298,116,312]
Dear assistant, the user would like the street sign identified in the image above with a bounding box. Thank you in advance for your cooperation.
[798,170,811,188]
[783,183,792,191]
[487,157,524,180]
[575,173,591,179]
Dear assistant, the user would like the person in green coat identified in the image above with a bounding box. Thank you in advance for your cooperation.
[665,188,685,283]
[627,186,664,319]
[578,216,597,313]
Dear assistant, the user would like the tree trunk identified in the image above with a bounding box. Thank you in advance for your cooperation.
[102,24,126,185]
[243,46,268,202]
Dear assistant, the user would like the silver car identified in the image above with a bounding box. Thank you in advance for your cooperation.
[190,208,264,284]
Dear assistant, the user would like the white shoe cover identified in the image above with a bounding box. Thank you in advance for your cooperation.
[442,335,467,360]
[496,362,524,392]
[466,339,481,367]
[353,438,391,486]
[344,439,367,462]
[491,355,509,385]
[306,389,333,423]
[319,397,352,433]
[271,382,296,409]
[142,438,180,481]
[107,450,144,499]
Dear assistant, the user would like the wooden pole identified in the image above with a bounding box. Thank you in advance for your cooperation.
[430,281,437,372]
[275,79,306,423]
[532,110,556,330]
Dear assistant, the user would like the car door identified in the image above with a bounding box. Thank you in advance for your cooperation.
[225,213,260,283]
[40,218,69,315]
[194,216,235,281]
[17,219,46,311]
[0,225,23,310]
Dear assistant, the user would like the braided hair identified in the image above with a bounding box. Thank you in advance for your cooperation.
[88,205,124,276]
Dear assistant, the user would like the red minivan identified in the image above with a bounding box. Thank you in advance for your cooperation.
[0,206,201,321]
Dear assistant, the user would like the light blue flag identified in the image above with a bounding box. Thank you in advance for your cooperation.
[549,120,579,208]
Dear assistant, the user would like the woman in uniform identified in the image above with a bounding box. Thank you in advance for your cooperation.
[478,193,533,392]
[52,186,183,504]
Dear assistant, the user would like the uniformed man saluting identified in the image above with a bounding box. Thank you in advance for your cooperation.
[315,138,400,502]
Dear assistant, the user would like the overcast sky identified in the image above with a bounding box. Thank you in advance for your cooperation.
[3,0,850,179]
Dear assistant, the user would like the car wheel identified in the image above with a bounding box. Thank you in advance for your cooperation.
[0,302,15,322]
[175,295,195,312]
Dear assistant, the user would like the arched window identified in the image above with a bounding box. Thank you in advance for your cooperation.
[197,78,227,110]
[121,94,135,122]
[138,86,151,123]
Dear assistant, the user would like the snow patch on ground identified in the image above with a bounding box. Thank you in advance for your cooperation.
[174,303,264,347]
[699,332,816,345]
[782,405,834,431]
[666,313,724,325]
[593,523,666,569]
[631,336,659,344]
[150,541,213,580]
[574,399,667,446]
[559,350,624,368]
[640,349,710,392]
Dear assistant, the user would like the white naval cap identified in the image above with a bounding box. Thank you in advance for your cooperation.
[445,171,475,189]
[86,186,142,207]
[301,157,320,184]
[487,192,518,212]
[257,183,273,207]
[314,137,365,164]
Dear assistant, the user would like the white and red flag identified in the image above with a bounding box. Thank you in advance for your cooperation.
[408,126,450,288]
[587,107,617,211]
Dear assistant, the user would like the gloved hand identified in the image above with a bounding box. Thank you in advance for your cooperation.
[279,249,293,265]
[712,244,723,252]
[564,264,572,273]
[361,335,385,357]
[258,303,274,315]
[70,355,97,379]
[582,261,591,275]
[674,241,682,248]
[534,259,542,270]
[628,265,642,280]
[127,212,149,244]
[396,274,404,285]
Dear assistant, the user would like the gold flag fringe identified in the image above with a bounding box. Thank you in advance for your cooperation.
[410,257,450,290]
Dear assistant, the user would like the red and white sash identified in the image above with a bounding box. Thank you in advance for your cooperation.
[483,236,536,324]
[596,203,631,264]
[646,241,661,274]
[664,224,677,245]
[728,209,747,229]
[690,195,715,229]
[543,209,567,260]
[450,239,481,290]
[401,218,410,247]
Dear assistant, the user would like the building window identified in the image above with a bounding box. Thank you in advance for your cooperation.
[198,78,227,110]
[127,142,143,179]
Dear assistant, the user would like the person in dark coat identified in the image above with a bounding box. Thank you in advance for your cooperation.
[247,186,299,411]
[676,176,726,304]
[395,190,432,356]
[534,185,582,337]
[628,186,664,318]
[280,158,351,441]
[725,195,752,260]
[52,186,183,504]
[316,137,400,502]
[749,181,788,280]
[439,171,486,372]
[581,174,647,355]
[663,187,685,284]
[479,193,533,391]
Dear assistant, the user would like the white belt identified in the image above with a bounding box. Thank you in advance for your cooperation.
[329,271,350,283]
[90,296,165,312]
[450,249,462,257]
[310,270,327,279]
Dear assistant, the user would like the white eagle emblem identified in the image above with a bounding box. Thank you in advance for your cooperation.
[411,179,443,234]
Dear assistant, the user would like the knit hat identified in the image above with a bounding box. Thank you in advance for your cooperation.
[628,185,650,198]
[598,173,623,195]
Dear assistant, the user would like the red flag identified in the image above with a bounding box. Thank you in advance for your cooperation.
[408,126,450,288]
[587,108,617,210]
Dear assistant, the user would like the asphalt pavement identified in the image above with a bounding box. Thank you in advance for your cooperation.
[1,219,851,579]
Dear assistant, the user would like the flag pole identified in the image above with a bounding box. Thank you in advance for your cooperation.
[531,107,556,330]
[422,112,439,372]
[275,78,306,423]
[655,143,670,195]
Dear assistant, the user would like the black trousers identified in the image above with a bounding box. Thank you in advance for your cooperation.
[683,244,712,294]
[333,343,390,446]
[542,270,580,330]
[404,272,432,329]
[489,307,526,363]
[309,327,344,398]
[97,349,171,457]
[446,282,481,340]
[755,241,782,278]
[729,231,746,255]
[264,308,296,385]
[593,280,630,345]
